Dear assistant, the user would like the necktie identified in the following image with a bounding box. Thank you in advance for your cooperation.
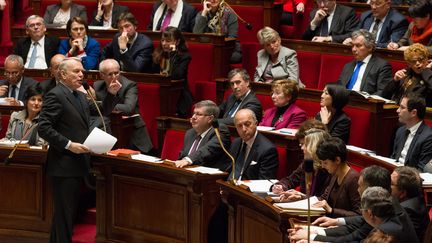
[28,42,38,68]
[10,85,17,99]
[160,9,173,31]
[72,91,83,112]
[346,61,364,90]
[189,135,202,155]
[396,129,410,162]
[228,99,241,117]
[320,17,329,37]
[234,142,247,179]
[372,19,380,37]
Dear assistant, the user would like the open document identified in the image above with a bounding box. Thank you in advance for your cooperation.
[274,196,326,214]
[83,127,117,154]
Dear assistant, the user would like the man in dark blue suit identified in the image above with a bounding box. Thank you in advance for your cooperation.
[391,94,432,172]
[38,58,121,243]
[343,0,408,48]
[102,12,153,72]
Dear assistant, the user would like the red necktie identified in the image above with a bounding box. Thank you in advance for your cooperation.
[161,9,173,31]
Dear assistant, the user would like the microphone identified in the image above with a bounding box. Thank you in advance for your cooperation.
[223,2,253,30]
[82,81,106,132]
[4,124,39,165]
[304,159,314,243]
[211,120,236,184]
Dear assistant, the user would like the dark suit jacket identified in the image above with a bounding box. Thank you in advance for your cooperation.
[320,168,361,217]
[102,33,153,72]
[148,1,197,32]
[0,76,37,101]
[13,36,60,68]
[228,133,278,180]
[179,124,231,171]
[38,83,119,177]
[337,55,392,96]
[93,76,153,153]
[37,78,57,94]
[358,9,408,48]
[218,90,263,125]
[90,5,130,29]
[391,122,432,171]
[302,4,359,43]
[400,196,430,241]
[377,214,419,243]
[315,111,351,144]
[43,3,87,24]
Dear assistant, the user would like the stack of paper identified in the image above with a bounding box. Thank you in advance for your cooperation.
[186,166,224,174]
[274,196,325,215]
[420,173,432,186]
[131,154,163,163]
[238,180,278,193]
[257,126,275,131]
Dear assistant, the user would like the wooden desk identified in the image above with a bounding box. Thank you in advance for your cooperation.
[92,154,227,243]
[0,147,51,243]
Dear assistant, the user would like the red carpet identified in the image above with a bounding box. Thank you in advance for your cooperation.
[72,208,96,243]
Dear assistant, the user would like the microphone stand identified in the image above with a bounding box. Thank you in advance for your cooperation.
[82,82,107,133]
[4,124,38,165]
[212,120,236,185]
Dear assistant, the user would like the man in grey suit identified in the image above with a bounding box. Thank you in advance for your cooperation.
[93,59,153,153]
[175,100,231,171]
[337,29,392,96]
[302,0,359,43]
[0,55,37,105]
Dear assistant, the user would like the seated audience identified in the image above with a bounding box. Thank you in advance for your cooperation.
[259,79,307,129]
[302,0,359,43]
[391,94,432,171]
[343,0,408,48]
[0,55,37,106]
[14,15,60,69]
[273,124,331,201]
[314,137,361,217]
[102,12,153,73]
[90,0,129,29]
[277,0,306,26]
[229,108,278,180]
[59,17,100,70]
[360,187,418,242]
[391,166,429,241]
[152,27,193,117]
[193,0,241,63]
[38,54,66,94]
[219,68,262,125]
[2,86,45,145]
[93,59,153,153]
[148,0,197,32]
[315,83,351,144]
[388,0,432,52]
[175,100,231,171]
[254,27,301,84]
[383,43,432,106]
[43,0,87,26]
[337,29,392,96]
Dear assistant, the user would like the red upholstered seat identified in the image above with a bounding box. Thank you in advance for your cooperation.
[256,93,273,111]
[231,6,264,43]
[344,107,371,149]
[188,43,214,100]
[296,99,320,118]
[318,54,353,89]
[0,114,10,138]
[160,129,185,160]
[276,146,287,179]
[137,83,160,149]
[297,51,321,89]
[389,60,406,76]
[241,42,261,78]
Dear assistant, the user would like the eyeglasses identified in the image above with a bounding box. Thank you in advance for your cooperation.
[369,1,386,7]
[102,71,120,77]
[407,57,426,64]
[27,22,43,29]
[192,112,211,117]
[71,27,86,32]
[3,71,20,77]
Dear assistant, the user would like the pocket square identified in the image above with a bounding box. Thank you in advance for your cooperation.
[250,161,258,166]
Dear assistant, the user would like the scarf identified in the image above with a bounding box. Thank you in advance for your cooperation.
[411,20,432,45]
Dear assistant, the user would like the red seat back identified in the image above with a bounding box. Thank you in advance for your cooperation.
[297,51,321,88]
[296,99,320,118]
[318,54,352,89]
[160,129,185,160]
[276,146,287,179]
[0,114,10,138]
[344,107,371,148]
[137,83,160,149]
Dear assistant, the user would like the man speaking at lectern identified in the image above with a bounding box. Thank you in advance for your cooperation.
[38,58,121,243]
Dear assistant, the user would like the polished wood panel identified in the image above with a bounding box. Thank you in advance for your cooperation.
[92,154,227,243]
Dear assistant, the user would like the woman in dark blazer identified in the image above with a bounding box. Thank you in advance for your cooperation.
[152,27,193,117]
[259,79,307,129]
[90,0,129,29]
[315,83,351,144]
[43,0,87,26]
[313,137,361,218]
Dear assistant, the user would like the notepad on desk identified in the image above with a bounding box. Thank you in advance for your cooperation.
[186,166,224,174]
[274,196,326,214]
[238,180,278,193]
[131,154,163,163]
[257,126,275,131]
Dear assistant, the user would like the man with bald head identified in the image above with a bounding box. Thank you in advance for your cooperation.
[38,58,121,243]
[14,15,59,69]
[93,59,153,153]
[229,108,278,180]
[38,54,66,94]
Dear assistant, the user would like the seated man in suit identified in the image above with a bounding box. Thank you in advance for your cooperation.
[343,0,408,48]
[13,15,60,69]
[337,29,392,96]
[391,94,432,171]
[0,55,37,106]
[38,54,66,94]
[229,108,278,180]
[93,59,153,153]
[302,0,359,43]
[148,0,197,32]
[391,166,429,241]
[219,68,262,125]
[102,12,153,73]
[175,100,231,171]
